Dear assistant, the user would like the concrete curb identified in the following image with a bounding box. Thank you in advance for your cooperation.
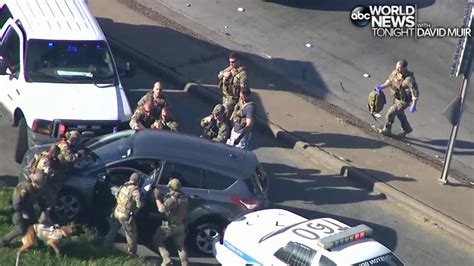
[106,40,473,246]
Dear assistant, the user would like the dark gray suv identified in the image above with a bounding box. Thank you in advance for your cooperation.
[19,129,269,254]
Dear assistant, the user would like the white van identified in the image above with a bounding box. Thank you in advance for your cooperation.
[0,0,134,162]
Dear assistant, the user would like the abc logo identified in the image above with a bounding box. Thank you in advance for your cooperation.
[350,5,370,27]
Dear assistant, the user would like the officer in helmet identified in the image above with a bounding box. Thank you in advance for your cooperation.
[153,178,189,266]
[103,172,144,256]
[0,171,49,246]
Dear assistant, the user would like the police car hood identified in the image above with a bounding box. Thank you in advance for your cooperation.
[21,83,131,125]
[225,209,307,244]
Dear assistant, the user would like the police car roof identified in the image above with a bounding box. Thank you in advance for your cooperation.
[131,129,258,179]
[3,0,105,41]
[230,209,392,264]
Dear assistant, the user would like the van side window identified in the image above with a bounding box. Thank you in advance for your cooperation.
[0,5,13,29]
[160,162,203,189]
[2,28,20,68]
[273,241,317,266]
[203,170,236,190]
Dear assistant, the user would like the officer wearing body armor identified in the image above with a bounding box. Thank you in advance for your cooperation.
[28,144,61,176]
[103,172,144,256]
[152,106,179,132]
[153,178,189,266]
[57,130,82,169]
[129,100,161,130]
[136,81,169,111]
[200,104,231,142]
[374,59,420,137]
[0,172,49,247]
[227,89,256,149]
[218,52,249,117]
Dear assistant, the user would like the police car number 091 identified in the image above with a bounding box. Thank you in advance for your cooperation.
[292,219,350,240]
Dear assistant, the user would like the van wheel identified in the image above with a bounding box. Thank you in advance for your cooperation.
[15,117,28,163]
[189,222,223,255]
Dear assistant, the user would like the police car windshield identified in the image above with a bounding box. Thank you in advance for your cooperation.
[25,40,117,84]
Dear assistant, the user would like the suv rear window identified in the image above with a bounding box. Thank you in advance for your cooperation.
[245,164,268,194]
[203,170,236,190]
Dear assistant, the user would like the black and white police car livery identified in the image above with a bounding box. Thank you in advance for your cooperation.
[213,209,404,265]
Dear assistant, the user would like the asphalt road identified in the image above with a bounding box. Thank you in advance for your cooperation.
[0,53,472,265]
[139,0,474,177]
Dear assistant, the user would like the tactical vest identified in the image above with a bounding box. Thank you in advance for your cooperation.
[221,66,245,99]
[115,184,139,216]
[164,192,188,225]
[233,101,255,127]
[34,224,64,242]
[390,71,415,102]
[29,151,48,173]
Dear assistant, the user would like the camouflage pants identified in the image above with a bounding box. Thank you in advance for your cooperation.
[153,224,188,266]
[0,211,34,245]
[104,214,137,255]
[222,97,238,118]
[385,99,412,133]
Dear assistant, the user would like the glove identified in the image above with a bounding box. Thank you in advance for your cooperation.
[409,103,417,112]
[374,84,383,93]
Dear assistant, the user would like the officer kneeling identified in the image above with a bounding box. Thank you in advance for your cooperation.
[153,178,189,266]
[103,172,144,257]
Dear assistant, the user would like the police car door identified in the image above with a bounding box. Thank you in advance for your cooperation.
[0,19,25,117]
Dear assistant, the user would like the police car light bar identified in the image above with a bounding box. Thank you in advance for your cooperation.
[316,224,373,250]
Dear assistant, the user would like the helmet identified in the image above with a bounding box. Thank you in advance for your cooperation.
[129,172,141,184]
[66,130,81,141]
[30,171,46,189]
[212,104,225,115]
[168,178,181,191]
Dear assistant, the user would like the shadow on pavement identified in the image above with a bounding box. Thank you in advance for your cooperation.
[291,131,388,150]
[0,175,17,188]
[264,162,387,205]
[263,0,435,11]
[405,137,474,156]
[271,204,399,251]
[343,166,417,191]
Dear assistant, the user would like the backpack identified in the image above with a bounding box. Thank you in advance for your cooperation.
[368,90,386,114]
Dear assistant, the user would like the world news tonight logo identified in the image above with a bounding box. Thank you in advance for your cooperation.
[350,5,472,38]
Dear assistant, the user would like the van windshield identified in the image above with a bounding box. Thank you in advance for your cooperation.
[25,40,117,84]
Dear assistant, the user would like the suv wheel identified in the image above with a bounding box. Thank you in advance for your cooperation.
[54,190,85,223]
[190,222,222,255]
[15,117,28,163]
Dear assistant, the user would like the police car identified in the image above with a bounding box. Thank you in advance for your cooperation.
[213,209,404,265]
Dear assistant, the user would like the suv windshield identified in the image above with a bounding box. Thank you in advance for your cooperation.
[25,39,117,84]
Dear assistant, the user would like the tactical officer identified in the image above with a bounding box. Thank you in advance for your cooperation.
[57,130,82,167]
[375,59,419,137]
[28,144,61,176]
[129,100,161,130]
[227,89,256,149]
[152,106,179,132]
[103,172,144,256]
[218,52,249,117]
[0,172,49,247]
[200,104,230,142]
[136,81,169,111]
[153,178,189,266]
